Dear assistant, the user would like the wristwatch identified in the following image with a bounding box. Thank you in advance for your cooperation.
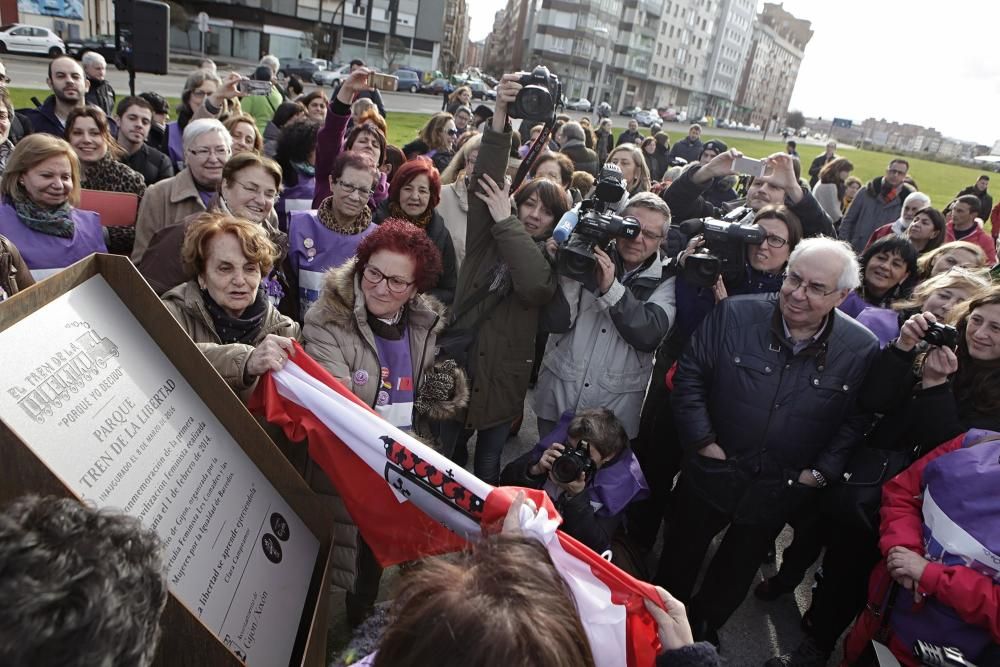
[810,469,827,488]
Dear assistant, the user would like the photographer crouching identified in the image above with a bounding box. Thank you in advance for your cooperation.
[500,409,647,554]
[532,166,676,442]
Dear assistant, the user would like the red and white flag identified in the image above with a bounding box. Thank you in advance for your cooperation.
[249,343,663,667]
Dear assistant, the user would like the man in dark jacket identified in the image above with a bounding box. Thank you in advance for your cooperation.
[82,51,115,116]
[662,149,835,239]
[955,174,993,221]
[115,97,174,186]
[138,91,169,151]
[616,118,643,146]
[654,237,879,645]
[668,124,703,163]
[20,56,88,137]
[807,141,837,188]
[557,121,599,176]
[838,158,914,253]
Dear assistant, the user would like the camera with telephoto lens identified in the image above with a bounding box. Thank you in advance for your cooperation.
[923,322,959,348]
[556,163,641,291]
[678,209,767,288]
[913,640,977,667]
[509,66,561,120]
[550,440,597,484]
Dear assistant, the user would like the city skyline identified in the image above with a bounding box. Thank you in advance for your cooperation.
[468,0,1000,147]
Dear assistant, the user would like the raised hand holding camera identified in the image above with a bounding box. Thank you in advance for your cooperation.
[757,153,804,203]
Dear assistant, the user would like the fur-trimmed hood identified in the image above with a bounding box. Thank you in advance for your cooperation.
[309,256,448,334]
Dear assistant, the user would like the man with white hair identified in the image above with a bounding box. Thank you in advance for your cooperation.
[654,237,879,647]
[82,51,115,116]
[864,190,931,249]
[557,121,598,176]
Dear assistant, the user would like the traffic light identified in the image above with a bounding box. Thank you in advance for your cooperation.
[114,0,170,75]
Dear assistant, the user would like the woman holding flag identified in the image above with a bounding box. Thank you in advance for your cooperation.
[302,218,469,626]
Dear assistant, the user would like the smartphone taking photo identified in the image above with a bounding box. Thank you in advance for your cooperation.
[366,72,398,92]
[237,78,273,96]
[732,156,766,177]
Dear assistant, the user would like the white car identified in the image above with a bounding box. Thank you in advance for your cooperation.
[313,63,351,87]
[0,23,65,56]
[566,98,592,111]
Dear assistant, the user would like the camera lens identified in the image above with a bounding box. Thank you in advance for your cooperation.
[518,88,551,118]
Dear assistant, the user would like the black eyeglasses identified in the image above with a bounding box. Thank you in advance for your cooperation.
[0,75,10,84]
[447,128,460,136]
[782,271,839,299]
[761,234,788,249]
[362,265,414,294]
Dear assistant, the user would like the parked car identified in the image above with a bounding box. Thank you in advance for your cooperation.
[619,105,641,117]
[467,80,492,100]
[565,98,592,112]
[313,63,350,87]
[420,77,454,95]
[65,34,116,62]
[0,23,65,56]
[634,109,659,127]
[392,69,421,93]
[304,58,328,71]
[277,58,320,83]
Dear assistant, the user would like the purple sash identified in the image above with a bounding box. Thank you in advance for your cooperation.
[533,411,648,517]
[0,203,105,280]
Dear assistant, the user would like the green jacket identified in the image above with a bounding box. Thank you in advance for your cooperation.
[452,126,556,429]
[240,88,283,134]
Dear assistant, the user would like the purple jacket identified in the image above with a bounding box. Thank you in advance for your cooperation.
[164,122,184,172]
[0,201,105,280]
[311,100,388,211]
[275,171,316,233]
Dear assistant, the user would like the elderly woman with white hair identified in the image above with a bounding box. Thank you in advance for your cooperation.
[132,118,233,263]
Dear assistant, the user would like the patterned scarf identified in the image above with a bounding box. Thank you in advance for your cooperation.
[317,195,373,235]
[388,200,433,229]
[201,286,268,344]
[14,198,75,239]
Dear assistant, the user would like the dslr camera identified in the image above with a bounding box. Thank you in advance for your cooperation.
[678,208,767,287]
[923,322,959,348]
[550,440,597,484]
[509,66,561,121]
[556,163,641,291]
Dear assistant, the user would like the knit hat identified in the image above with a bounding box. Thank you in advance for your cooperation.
[701,139,727,157]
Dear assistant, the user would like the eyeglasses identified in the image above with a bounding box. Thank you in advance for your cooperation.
[783,271,839,299]
[234,180,278,201]
[362,264,415,294]
[639,229,664,242]
[761,234,788,249]
[335,179,375,199]
[0,75,10,84]
[447,128,460,136]
[188,146,230,159]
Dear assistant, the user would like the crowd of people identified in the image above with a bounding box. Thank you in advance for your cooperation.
[0,54,998,667]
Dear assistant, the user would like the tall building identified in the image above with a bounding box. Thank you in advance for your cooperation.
[734,2,812,128]
[464,39,485,70]
[650,0,719,118]
[441,0,468,74]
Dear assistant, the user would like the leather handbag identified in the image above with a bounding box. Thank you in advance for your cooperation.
[820,445,918,535]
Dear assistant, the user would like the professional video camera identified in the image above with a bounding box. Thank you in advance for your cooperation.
[509,66,561,121]
[553,163,640,291]
[677,208,766,288]
[550,440,597,484]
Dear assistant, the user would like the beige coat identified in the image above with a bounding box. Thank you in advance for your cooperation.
[438,178,469,271]
[132,169,208,263]
[161,280,300,399]
[301,258,458,592]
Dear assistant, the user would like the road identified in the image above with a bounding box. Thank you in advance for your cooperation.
[3,50,841,666]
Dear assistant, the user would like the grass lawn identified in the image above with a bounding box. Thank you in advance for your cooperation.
[7,84,984,216]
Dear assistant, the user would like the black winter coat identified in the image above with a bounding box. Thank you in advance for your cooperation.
[673,294,878,483]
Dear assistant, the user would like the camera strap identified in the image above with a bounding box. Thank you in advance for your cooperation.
[511,112,557,192]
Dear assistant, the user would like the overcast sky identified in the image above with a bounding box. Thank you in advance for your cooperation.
[467,1,1000,146]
